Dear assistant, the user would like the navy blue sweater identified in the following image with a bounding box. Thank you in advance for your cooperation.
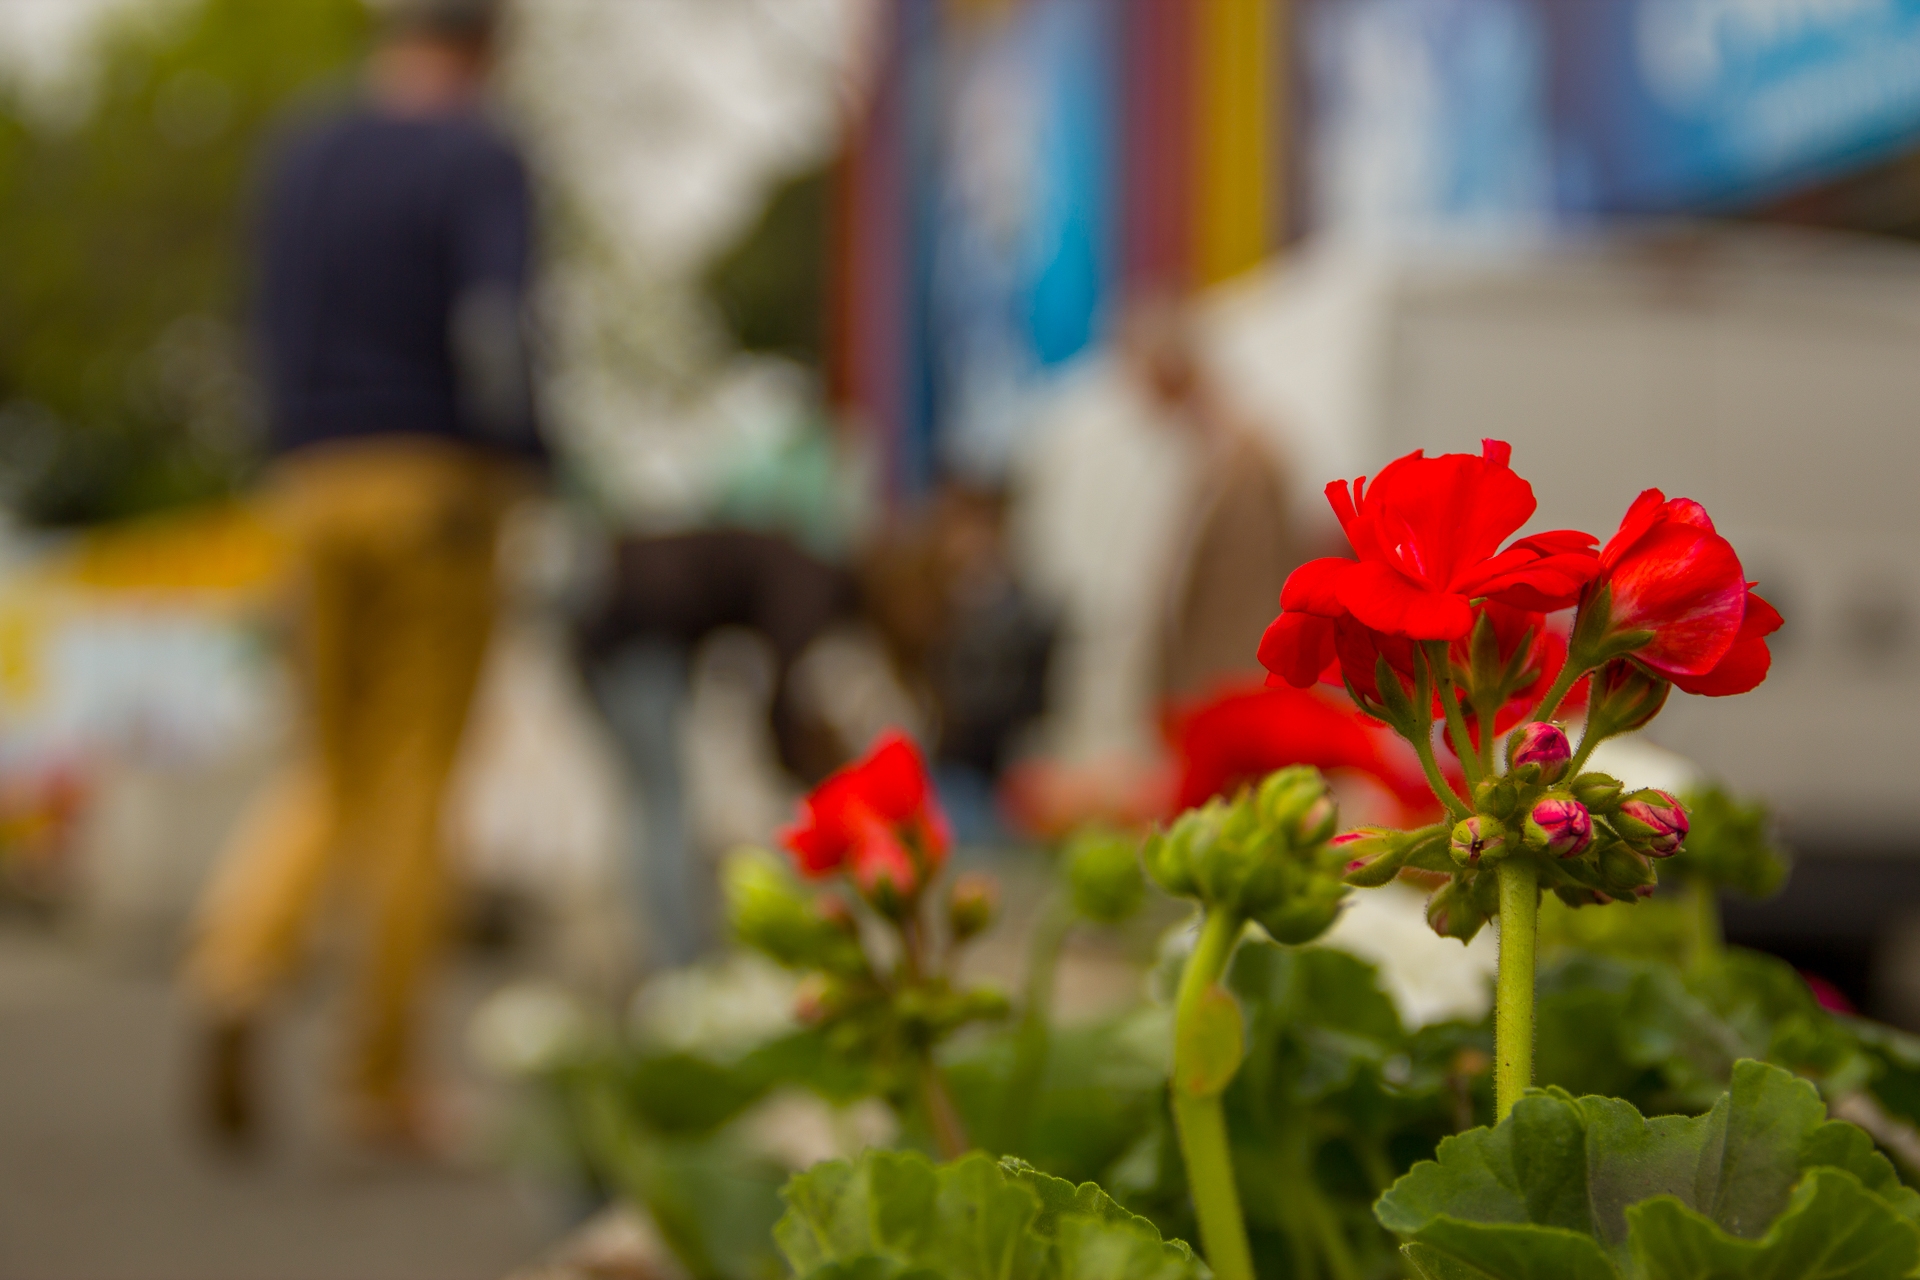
[257,105,543,458]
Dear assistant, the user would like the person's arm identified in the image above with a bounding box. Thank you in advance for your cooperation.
[449,135,542,456]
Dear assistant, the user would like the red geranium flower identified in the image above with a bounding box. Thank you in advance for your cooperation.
[781,731,950,904]
[1590,491,1781,695]
[1261,441,1599,686]
[1673,588,1781,696]
[1166,682,1435,814]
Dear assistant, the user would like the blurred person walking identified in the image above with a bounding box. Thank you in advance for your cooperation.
[183,0,542,1154]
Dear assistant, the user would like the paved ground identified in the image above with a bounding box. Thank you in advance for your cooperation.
[0,924,566,1280]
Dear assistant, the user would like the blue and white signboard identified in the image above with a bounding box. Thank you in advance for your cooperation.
[1552,0,1920,213]
[1307,0,1920,232]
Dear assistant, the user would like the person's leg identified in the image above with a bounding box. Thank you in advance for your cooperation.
[181,463,360,1147]
[586,639,700,968]
[330,451,503,1136]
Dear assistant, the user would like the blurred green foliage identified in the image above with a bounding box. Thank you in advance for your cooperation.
[703,165,828,369]
[0,0,369,526]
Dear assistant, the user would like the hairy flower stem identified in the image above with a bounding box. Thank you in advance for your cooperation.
[1495,859,1539,1118]
[1426,643,1482,788]
[1173,910,1255,1280]
[1001,895,1075,1148]
[1529,660,1589,727]
[1412,728,1470,822]
[1564,715,1608,779]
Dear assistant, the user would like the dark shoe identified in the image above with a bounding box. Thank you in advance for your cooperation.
[201,1016,259,1154]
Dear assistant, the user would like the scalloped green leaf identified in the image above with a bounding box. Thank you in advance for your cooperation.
[1629,1168,1920,1280]
[1377,1061,1920,1280]
[775,1150,1204,1280]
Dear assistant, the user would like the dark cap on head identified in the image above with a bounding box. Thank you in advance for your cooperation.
[378,0,502,41]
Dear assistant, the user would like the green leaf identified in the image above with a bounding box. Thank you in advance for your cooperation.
[1377,1060,1920,1280]
[1629,1168,1920,1280]
[1404,1240,1503,1279]
[1174,983,1244,1099]
[1404,1221,1619,1280]
[776,1150,1204,1280]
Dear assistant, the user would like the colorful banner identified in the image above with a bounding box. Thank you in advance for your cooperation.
[832,0,1297,498]
[1551,0,1920,214]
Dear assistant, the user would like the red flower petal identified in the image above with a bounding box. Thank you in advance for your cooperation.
[1361,447,1537,593]
[1259,612,1338,689]
[1606,522,1746,677]
[1280,557,1354,615]
[1337,560,1476,640]
[1669,589,1782,696]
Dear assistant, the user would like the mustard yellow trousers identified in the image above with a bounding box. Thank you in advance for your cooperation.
[185,437,518,1112]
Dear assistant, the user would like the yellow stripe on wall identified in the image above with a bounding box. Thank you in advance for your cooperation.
[1195,0,1273,285]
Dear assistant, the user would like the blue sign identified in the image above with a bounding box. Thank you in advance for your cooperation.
[1549,0,1920,213]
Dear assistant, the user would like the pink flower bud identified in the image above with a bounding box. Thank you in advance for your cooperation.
[1617,790,1688,857]
[1333,828,1382,873]
[1527,798,1593,858]
[1507,722,1572,781]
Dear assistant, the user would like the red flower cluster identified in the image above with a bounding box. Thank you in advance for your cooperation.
[1261,441,1598,691]
[781,731,950,907]
[1261,441,1781,711]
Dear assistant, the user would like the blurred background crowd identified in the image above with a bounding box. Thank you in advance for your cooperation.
[6,0,1920,1276]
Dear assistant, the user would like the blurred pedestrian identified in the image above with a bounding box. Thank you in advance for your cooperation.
[183,0,542,1154]
[1003,295,1301,835]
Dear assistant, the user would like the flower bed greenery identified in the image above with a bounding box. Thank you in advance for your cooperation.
[526,442,1920,1279]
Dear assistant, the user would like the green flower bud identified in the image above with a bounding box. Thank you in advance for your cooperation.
[1570,771,1625,812]
[1596,842,1657,896]
[1425,876,1490,944]
[1065,828,1146,924]
[1335,828,1406,887]
[1143,804,1217,899]
[1471,776,1523,822]
[1144,767,1346,943]
[1254,876,1347,945]
[946,873,998,943]
[1449,816,1508,867]
[1256,766,1337,846]
[725,850,867,974]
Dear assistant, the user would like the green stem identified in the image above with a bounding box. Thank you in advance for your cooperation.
[919,1048,969,1160]
[1275,1120,1362,1280]
[1495,859,1540,1119]
[1302,1182,1363,1280]
[1411,727,1470,822]
[1172,910,1255,1280]
[1426,643,1483,788]
[1002,895,1075,1149]
[1529,660,1588,727]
